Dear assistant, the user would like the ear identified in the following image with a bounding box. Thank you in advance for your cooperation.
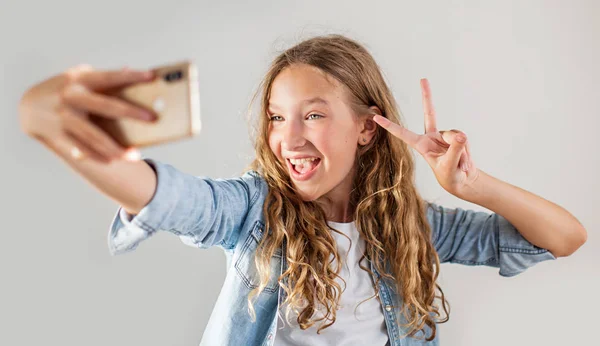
[358,106,381,145]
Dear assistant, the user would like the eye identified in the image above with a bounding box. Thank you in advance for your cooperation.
[307,113,323,120]
[269,115,284,121]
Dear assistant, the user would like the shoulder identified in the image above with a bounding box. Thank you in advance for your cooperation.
[241,170,269,206]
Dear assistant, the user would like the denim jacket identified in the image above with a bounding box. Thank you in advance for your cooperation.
[108,159,556,346]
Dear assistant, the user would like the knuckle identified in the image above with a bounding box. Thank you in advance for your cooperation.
[65,64,93,81]
[59,83,86,104]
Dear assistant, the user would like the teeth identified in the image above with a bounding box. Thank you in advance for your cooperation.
[289,157,318,165]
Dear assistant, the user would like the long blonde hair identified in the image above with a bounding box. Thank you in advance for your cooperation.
[246,34,449,341]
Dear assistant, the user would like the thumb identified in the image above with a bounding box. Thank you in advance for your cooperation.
[446,134,467,169]
[77,68,155,91]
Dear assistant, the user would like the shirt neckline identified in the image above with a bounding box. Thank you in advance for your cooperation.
[326,220,356,227]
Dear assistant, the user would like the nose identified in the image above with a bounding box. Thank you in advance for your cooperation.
[281,118,307,151]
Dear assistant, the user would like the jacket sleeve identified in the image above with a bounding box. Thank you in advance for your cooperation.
[107,158,262,255]
[426,201,556,277]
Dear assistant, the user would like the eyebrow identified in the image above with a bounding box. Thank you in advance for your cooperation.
[268,97,329,111]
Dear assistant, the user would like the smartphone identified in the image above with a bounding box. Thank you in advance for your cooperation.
[91,61,201,148]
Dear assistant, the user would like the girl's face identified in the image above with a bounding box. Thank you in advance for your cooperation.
[267,63,365,202]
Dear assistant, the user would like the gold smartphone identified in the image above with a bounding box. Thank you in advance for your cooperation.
[91,61,201,148]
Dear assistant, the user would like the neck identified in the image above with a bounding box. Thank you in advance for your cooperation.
[318,167,356,223]
[322,197,354,223]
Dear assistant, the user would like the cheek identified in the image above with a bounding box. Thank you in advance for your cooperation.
[320,126,358,165]
[267,133,281,159]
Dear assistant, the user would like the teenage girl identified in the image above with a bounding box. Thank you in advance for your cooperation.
[19,35,586,346]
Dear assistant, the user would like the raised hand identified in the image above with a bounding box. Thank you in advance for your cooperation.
[373,78,479,196]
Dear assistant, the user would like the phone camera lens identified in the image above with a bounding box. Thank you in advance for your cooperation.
[164,70,183,82]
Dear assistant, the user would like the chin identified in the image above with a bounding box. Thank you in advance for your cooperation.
[294,186,323,202]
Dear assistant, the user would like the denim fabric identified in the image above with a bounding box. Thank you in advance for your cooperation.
[108,159,556,346]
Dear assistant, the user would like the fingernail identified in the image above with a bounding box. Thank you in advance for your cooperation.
[141,111,157,121]
[456,135,466,143]
[462,162,469,171]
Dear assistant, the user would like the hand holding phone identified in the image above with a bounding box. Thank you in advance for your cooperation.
[92,61,201,148]
[19,61,201,163]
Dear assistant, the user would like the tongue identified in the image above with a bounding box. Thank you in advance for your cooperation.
[295,160,318,174]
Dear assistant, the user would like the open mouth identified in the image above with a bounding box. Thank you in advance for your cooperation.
[286,157,322,180]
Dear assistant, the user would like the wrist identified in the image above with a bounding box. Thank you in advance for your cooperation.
[455,168,488,204]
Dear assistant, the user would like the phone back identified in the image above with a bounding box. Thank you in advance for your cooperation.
[92,61,201,148]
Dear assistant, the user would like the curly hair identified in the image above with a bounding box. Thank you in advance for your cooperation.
[245,34,450,341]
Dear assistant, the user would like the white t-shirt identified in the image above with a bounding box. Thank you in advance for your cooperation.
[273,221,389,346]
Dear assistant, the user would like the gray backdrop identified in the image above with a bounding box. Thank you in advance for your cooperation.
[1,0,598,345]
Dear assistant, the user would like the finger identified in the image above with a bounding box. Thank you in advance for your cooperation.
[446,133,467,170]
[36,131,109,163]
[464,138,473,169]
[59,107,128,161]
[64,133,112,163]
[439,129,461,145]
[61,83,156,121]
[373,115,420,147]
[440,130,471,170]
[77,68,155,91]
[421,78,437,134]
[460,151,469,171]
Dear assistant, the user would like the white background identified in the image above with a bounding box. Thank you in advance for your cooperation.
[1,0,598,345]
